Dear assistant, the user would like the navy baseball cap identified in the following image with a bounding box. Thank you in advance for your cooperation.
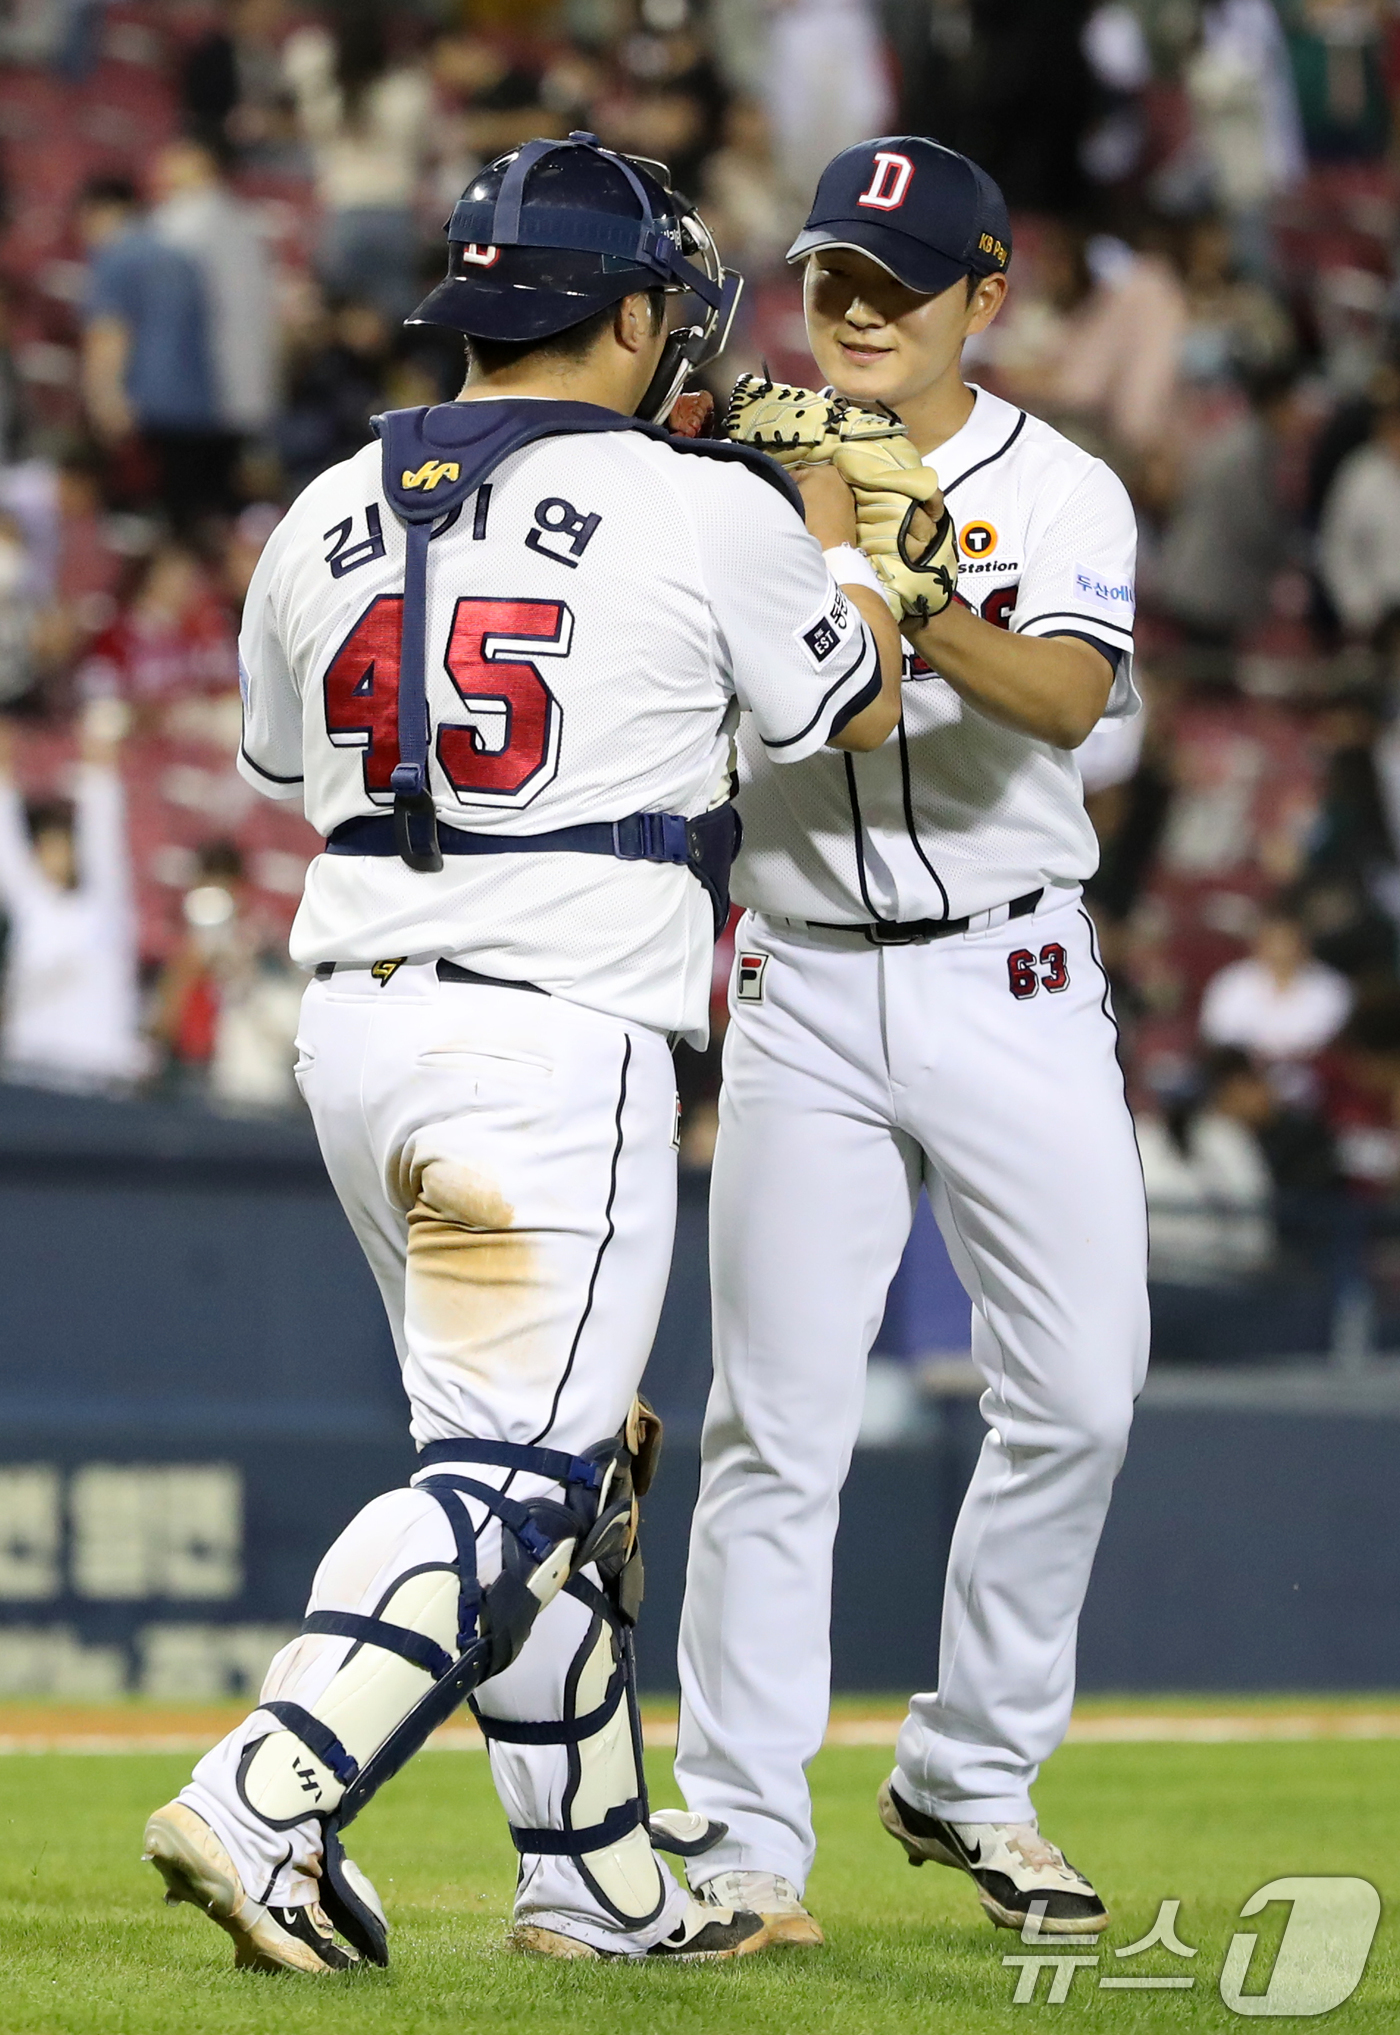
[787,136,1011,296]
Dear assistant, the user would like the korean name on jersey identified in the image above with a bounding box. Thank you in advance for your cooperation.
[237,428,879,1044]
[734,386,1140,927]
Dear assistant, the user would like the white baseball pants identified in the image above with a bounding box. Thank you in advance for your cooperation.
[183,963,690,1949]
[675,893,1149,1889]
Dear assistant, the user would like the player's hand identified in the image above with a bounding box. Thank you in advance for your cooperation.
[831,445,957,624]
[721,373,907,470]
[793,461,858,549]
[894,481,946,568]
[667,389,715,438]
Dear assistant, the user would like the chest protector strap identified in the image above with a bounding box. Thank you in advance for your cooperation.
[369,400,799,918]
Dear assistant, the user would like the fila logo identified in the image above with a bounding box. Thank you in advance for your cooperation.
[461,243,500,267]
[736,950,769,1002]
[857,151,915,212]
[401,460,461,492]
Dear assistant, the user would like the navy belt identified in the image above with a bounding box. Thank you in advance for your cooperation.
[327,811,691,864]
[325,801,740,936]
[810,887,1043,947]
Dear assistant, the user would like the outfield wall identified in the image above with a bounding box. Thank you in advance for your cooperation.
[1,1084,1397,1698]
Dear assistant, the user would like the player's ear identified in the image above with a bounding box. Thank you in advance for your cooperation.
[614,292,648,355]
[966,272,1008,337]
[614,290,666,356]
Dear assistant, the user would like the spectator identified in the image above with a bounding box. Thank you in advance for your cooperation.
[151,138,278,464]
[77,542,237,716]
[764,0,892,203]
[1304,361,1393,538]
[50,441,126,630]
[1136,1047,1277,1281]
[210,947,304,1112]
[0,444,132,711]
[700,97,802,273]
[1318,395,1400,637]
[0,703,145,1091]
[222,501,281,609]
[0,280,32,464]
[179,0,294,164]
[1307,693,1400,893]
[1079,2,1155,191]
[275,292,391,494]
[1175,213,1297,388]
[153,841,301,1110]
[283,0,435,321]
[1155,363,1301,642]
[595,18,727,203]
[1284,0,1389,165]
[1199,901,1354,1068]
[1184,0,1305,271]
[893,0,1095,214]
[1289,694,1400,981]
[0,509,36,707]
[993,220,1189,455]
[1317,988,1400,1192]
[77,175,227,521]
[431,28,556,164]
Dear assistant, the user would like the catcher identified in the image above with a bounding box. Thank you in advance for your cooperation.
[675,136,1147,1945]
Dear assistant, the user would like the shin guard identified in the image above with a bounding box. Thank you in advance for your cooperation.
[233,1439,620,1964]
[477,1573,666,1929]
[473,1398,674,1933]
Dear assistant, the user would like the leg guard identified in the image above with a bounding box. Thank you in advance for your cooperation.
[471,1396,695,1938]
[476,1572,666,1930]
[232,1437,629,1964]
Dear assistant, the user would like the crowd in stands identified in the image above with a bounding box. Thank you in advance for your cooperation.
[8,0,1400,1338]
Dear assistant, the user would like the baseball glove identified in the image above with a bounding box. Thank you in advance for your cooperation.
[721,373,907,469]
[833,443,959,624]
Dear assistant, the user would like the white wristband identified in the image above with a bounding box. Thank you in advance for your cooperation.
[823,544,884,601]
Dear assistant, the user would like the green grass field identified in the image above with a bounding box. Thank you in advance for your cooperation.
[1,1737,1394,2034]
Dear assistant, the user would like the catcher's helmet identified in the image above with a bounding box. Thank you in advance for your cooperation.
[409,130,741,423]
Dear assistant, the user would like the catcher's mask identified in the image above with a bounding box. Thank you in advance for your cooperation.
[408,131,741,424]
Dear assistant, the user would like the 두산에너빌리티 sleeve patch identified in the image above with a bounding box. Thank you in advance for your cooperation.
[796,584,858,668]
[1072,565,1135,622]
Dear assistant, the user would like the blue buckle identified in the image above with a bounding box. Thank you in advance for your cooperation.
[611,813,688,863]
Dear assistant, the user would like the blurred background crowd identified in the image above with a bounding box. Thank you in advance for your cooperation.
[7,0,1400,1362]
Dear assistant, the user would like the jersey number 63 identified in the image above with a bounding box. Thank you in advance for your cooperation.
[323,594,571,810]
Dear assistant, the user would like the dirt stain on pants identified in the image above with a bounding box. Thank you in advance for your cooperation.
[401,1154,549,1383]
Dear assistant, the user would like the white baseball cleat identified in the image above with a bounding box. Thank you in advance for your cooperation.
[696,1868,825,1947]
[877,1777,1109,1935]
[142,1801,362,1973]
[510,1894,770,1961]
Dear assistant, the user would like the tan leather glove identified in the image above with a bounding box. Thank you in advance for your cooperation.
[722,373,906,469]
[832,443,958,623]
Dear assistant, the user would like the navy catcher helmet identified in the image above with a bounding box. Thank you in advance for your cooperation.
[408,131,741,423]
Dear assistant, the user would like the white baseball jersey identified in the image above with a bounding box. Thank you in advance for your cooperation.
[237,422,878,1042]
[733,385,1138,924]
[675,383,1149,1876]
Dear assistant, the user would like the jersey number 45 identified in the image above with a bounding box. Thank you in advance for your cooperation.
[323,594,571,810]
